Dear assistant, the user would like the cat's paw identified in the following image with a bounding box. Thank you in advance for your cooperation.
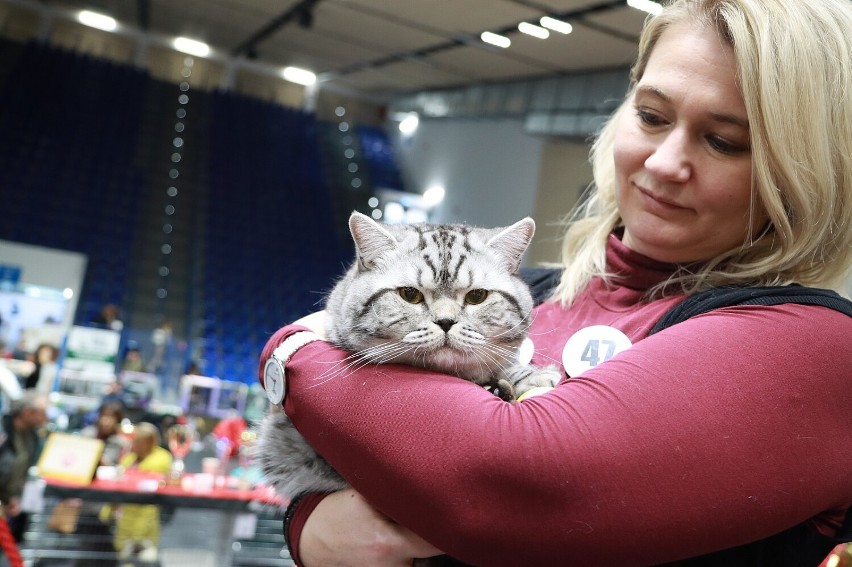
[512,365,562,398]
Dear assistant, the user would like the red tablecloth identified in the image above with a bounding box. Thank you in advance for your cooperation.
[44,470,285,510]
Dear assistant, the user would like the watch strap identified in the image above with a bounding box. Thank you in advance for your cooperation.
[263,331,322,406]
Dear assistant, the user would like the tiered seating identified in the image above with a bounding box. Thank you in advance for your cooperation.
[0,41,147,324]
[0,40,354,387]
[201,90,351,383]
[356,124,405,190]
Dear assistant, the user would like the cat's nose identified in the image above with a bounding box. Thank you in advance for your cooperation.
[435,319,456,333]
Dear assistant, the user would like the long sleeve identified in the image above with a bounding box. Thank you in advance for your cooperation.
[268,300,852,566]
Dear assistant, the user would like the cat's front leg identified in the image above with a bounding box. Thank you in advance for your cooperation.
[257,409,349,500]
[500,363,563,400]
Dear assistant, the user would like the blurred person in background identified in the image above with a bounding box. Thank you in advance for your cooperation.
[81,401,130,467]
[0,391,47,543]
[146,321,172,375]
[91,304,124,332]
[22,343,58,392]
[120,343,144,373]
[101,421,171,563]
[66,401,131,567]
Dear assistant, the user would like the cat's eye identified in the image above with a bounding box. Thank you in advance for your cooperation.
[398,287,424,304]
[465,289,489,305]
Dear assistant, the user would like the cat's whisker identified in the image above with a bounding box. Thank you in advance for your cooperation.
[301,344,409,386]
[469,348,503,374]
[526,310,561,337]
[492,318,532,340]
[358,342,412,364]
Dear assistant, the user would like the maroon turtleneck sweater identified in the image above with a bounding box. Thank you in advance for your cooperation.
[260,234,851,565]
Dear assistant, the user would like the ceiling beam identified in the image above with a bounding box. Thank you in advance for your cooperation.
[136,0,149,31]
[231,0,322,58]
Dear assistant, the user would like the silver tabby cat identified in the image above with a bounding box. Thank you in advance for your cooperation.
[258,211,561,499]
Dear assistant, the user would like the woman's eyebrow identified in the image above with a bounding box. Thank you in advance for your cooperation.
[708,111,749,129]
[635,85,748,129]
[635,84,671,103]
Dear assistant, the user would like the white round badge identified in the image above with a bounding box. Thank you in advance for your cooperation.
[517,337,535,366]
[263,357,286,405]
[561,325,632,378]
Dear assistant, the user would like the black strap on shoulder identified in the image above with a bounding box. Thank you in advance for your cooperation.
[649,284,852,335]
[519,267,562,306]
[519,268,852,327]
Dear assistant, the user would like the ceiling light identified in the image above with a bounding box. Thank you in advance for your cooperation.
[627,0,663,16]
[518,22,549,39]
[281,66,317,86]
[481,31,511,49]
[540,16,573,35]
[384,202,405,224]
[78,10,117,32]
[398,113,419,135]
[173,37,210,57]
[423,185,445,208]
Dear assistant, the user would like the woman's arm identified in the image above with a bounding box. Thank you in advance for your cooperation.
[267,304,851,565]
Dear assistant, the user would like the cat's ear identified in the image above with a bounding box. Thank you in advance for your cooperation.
[349,211,398,270]
[486,217,535,274]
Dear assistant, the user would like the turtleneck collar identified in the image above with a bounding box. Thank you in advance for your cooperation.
[602,232,681,292]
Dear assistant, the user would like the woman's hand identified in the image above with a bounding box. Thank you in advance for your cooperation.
[299,489,442,567]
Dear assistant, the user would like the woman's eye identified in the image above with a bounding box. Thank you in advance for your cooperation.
[398,287,424,304]
[636,108,666,127]
[707,135,748,156]
[465,289,489,305]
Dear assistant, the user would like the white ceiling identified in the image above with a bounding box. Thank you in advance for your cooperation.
[42,0,651,98]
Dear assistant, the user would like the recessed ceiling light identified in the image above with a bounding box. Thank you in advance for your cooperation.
[281,66,317,86]
[423,185,445,208]
[540,16,573,35]
[518,22,549,39]
[78,10,117,32]
[398,113,419,135]
[627,0,663,16]
[481,31,511,48]
[173,37,210,57]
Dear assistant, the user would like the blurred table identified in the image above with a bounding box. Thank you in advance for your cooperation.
[30,471,288,567]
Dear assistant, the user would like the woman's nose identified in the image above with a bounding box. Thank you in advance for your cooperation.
[645,128,691,182]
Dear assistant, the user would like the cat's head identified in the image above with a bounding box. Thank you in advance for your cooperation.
[325,211,536,382]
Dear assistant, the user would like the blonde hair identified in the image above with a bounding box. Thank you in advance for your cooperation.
[554,0,852,305]
[133,422,161,446]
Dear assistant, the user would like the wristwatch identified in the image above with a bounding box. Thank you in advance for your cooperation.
[263,331,322,406]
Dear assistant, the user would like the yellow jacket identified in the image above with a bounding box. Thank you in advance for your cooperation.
[110,445,172,551]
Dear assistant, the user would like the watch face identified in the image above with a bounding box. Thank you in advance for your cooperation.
[264,358,286,405]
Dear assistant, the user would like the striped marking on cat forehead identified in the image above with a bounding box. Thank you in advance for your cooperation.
[417,225,473,286]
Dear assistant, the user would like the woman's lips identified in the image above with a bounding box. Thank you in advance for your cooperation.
[637,185,690,212]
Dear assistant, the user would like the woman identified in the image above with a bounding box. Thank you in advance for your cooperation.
[81,401,130,466]
[259,0,852,564]
[23,343,58,392]
[105,422,172,561]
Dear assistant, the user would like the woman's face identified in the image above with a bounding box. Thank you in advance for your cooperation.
[98,412,119,435]
[613,22,767,264]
